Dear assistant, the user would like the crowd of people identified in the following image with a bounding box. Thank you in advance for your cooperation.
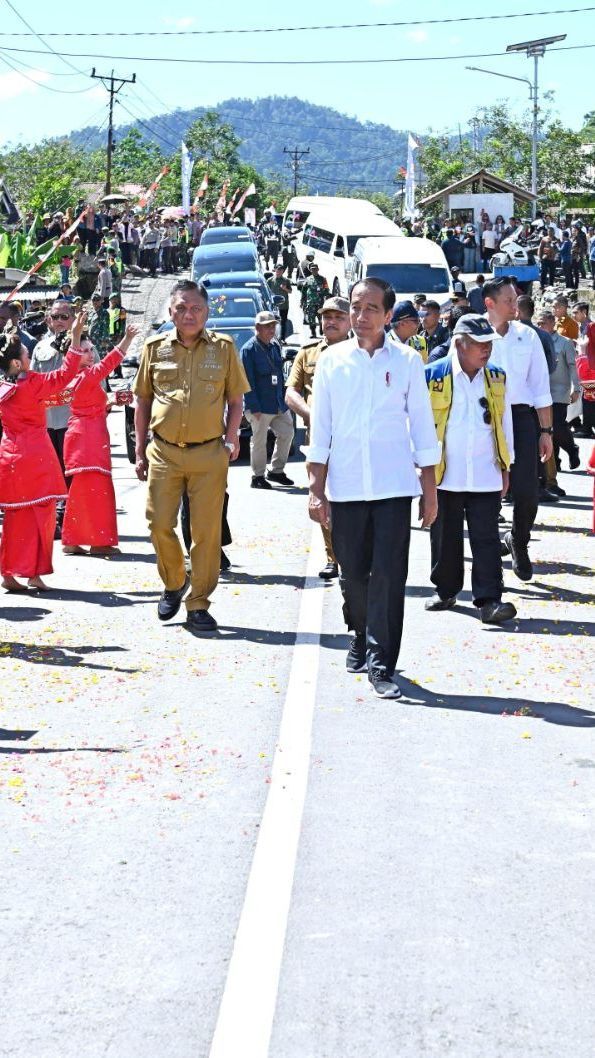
[1,200,594,699]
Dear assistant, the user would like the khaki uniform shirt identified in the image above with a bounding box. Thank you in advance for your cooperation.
[286,338,328,406]
[133,327,250,445]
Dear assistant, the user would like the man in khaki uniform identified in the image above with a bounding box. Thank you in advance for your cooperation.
[285,296,351,579]
[133,279,249,635]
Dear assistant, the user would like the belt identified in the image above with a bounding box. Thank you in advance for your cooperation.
[153,431,219,449]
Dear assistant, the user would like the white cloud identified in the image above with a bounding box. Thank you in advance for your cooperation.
[0,68,50,102]
[406,29,428,44]
[87,85,107,102]
[162,15,195,27]
[449,34,462,45]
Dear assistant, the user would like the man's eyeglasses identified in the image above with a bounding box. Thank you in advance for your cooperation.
[479,397,492,425]
[49,313,72,321]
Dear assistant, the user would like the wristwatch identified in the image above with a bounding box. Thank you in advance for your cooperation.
[224,441,235,453]
[539,427,553,435]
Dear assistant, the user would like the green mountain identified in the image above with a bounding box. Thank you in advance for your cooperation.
[70,96,410,194]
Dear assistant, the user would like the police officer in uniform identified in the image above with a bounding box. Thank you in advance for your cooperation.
[286,296,351,579]
[133,279,249,635]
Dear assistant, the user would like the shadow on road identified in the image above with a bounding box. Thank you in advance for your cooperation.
[397,675,595,728]
[0,745,126,755]
[0,606,51,622]
[0,641,138,673]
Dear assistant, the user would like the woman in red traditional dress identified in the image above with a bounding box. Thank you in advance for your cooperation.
[0,314,88,591]
[62,323,138,556]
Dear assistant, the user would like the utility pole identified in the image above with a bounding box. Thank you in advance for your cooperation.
[91,68,137,194]
[283,146,310,197]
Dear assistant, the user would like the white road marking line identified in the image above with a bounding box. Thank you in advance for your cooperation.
[208,527,326,1058]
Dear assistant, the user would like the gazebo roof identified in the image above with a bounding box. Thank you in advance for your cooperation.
[418,168,537,208]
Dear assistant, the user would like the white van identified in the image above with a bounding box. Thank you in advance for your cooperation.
[296,206,402,296]
[282,195,382,235]
[348,236,453,305]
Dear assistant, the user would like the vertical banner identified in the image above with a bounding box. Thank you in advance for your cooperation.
[403,134,419,219]
[181,141,194,215]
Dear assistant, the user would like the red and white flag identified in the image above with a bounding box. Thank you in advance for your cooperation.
[216,179,230,213]
[232,182,256,216]
[138,165,170,208]
[1,206,88,305]
[194,172,209,204]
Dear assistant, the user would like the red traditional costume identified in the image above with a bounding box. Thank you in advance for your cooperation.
[0,349,82,578]
[62,347,124,548]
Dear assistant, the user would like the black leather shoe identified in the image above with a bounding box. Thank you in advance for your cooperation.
[548,483,566,496]
[157,576,189,621]
[251,475,273,489]
[503,531,532,581]
[424,593,457,611]
[569,448,581,470]
[267,471,294,486]
[480,601,518,624]
[186,609,218,636]
[220,549,231,571]
[538,487,559,504]
[319,562,339,580]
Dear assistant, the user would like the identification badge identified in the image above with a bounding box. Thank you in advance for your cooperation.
[271,374,278,385]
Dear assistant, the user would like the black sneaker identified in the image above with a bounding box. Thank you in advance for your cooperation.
[251,475,273,490]
[266,471,294,486]
[369,670,402,699]
[157,575,190,621]
[424,593,456,611]
[346,634,366,673]
[186,609,218,636]
[319,562,339,580]
[503,531,532,582]
[480,600,518,624]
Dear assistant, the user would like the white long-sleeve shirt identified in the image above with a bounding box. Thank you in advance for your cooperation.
[486,319,551,408]
[440,351,515,492]
[308,336,440,502]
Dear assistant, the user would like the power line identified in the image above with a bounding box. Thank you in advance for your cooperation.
[2,0,88,76]
[283,145,310,196]
[0,49,93,93]
[128,88,185,140]
[0,6,592,36]
[0,42,592,65]
[0,47,83,75]
[116,99,178,151]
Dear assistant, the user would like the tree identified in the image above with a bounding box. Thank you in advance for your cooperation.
[112,128,165,188]
[0,138,103,214]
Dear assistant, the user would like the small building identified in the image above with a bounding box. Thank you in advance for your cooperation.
[418,168,537,227]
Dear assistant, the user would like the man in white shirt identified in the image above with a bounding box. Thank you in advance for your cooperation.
[424,315,517,625]
[307,278,440,700]
[483,277,553,581]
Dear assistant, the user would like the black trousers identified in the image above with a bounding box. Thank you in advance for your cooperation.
[331,497,411,677]
[48,427,68,519]
[181,490,231,555]
[278,307,289,341]
[430,490,503,606]
[540,259,556,289]
[553,402,579,464]
[509,405,539,548]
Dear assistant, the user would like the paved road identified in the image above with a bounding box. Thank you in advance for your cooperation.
[1,273,594,1058]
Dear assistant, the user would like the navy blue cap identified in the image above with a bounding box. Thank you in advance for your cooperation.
[391,300,419,325]
[452,314,500,342]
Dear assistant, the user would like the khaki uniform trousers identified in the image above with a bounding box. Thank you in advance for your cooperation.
[146,435,228,612]
[303,426,336,565]
[245,409,294,477]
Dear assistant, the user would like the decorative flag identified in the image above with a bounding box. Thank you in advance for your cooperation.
[227,187,240,213]
[216,179,230,213]
[1,206,88,304]
[138,165,170,208]
[181,141,194,214]
[232,182,256,216]
[403,134,419,219]
[193,173,208,206]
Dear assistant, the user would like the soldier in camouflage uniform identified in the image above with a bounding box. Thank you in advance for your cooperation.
[286,296,351,579]
[390,300,428,363]
[268,264,293,342]
[300,264,329,338]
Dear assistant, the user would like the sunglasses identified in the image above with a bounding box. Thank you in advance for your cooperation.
[49,313,72,321]
[478,397,492,425]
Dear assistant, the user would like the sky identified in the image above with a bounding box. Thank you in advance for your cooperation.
[0,0,594,150]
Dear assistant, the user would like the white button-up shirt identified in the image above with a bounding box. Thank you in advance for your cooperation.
[440,351,515,492]
[486,319,551,408]
[308,336,440,502]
